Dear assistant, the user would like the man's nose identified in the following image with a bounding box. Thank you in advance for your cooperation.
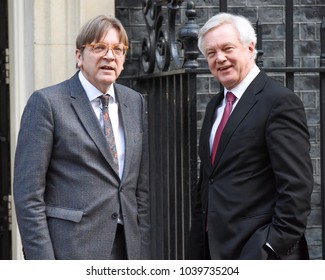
[215,51,226,63]
[103,48,114,58]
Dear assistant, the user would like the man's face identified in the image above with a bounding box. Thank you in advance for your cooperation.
[203,23,255,90]
[76,28,126,93]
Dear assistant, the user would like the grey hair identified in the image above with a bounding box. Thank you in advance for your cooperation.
[198,13,257,58]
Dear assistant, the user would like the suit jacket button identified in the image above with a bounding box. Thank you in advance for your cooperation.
[111,212,118,219]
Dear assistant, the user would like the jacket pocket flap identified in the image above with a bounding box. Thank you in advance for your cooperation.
[46,206,84,223]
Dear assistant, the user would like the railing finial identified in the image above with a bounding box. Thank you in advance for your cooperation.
[178,1,200,69]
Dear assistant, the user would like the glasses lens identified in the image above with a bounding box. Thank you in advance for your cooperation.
[92,43,107,55]
[113,45,124,56]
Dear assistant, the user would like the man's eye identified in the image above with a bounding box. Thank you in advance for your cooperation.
[224,46,233,52]
[114,47,123,52]
[113,46,124,54]
[94,44,106,51]
[206,51,215,57]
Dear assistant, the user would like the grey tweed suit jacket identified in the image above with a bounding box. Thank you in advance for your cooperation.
[13,72,150,259]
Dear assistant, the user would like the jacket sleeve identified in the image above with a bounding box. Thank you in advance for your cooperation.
[136,95,151,259]
[265,92,313,257]
[187,164,205,259]
[13,91,56,259]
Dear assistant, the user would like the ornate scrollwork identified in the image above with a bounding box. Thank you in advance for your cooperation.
[141,0,159,73]
[155,11,170,71]
[141,0,198,73]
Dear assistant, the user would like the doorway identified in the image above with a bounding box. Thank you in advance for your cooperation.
[0,0,12,260]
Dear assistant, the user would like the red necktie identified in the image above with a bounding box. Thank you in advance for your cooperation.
[211,91,237,165]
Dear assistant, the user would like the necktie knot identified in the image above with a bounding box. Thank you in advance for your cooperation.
[100,94,109,108]
[226,91,236,103]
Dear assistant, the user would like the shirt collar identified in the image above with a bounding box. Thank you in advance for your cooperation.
[78,71,116,102]
[224,65,260,100]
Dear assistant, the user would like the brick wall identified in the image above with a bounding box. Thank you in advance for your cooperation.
[116,0,325,259]
[115,0,147,76]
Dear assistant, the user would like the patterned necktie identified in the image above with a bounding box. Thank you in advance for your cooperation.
[211,91,237,165]
[100,94,119,174]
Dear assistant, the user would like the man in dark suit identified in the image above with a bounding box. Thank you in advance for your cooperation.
[188,13,313,260]
[13,15,150,259]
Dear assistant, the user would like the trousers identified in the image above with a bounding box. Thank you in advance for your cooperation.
[110,224,127,259]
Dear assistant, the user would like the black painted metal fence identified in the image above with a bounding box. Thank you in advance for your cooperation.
[143,70,197,259]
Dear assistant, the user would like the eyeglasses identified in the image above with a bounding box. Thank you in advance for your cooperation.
[82,43,128,57]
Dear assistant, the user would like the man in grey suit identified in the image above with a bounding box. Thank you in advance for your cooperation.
[13,15,150,260]
[188,13,313,259]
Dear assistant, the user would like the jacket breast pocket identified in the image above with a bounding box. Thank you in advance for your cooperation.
[46,205,84,223]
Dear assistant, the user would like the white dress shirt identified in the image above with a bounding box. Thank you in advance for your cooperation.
[78,71,125,179]
[209,65,261,152]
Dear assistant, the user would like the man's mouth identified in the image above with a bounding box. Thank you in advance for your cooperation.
[218,65,231,71]
[100,65,115,71]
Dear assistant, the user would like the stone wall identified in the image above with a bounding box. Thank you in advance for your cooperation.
[115,0,148,76]
[116,0,325,259]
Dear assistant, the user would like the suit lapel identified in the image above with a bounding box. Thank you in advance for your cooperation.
[199,92,224,172]
[211,71,267,173]
[69,73,120,178]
